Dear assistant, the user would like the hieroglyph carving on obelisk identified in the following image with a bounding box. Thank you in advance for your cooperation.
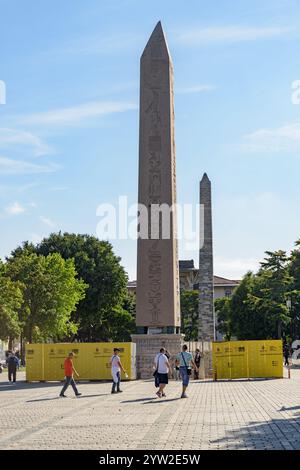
[136,22,180,332]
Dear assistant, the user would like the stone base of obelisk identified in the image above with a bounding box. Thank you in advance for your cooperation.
[131,334,184,379]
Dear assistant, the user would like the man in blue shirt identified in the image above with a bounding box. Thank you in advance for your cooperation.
[175,345,198,398]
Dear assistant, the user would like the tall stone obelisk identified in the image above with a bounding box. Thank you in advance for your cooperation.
[198,173,215,341]
[132,22,181,378]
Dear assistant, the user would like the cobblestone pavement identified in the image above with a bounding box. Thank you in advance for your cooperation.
[1,367,300,450]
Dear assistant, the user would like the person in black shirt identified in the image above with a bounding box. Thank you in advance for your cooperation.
[194,349,201,380]
[6,353,19,383]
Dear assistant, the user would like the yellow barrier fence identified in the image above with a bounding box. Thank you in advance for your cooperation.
[212,340,283,380]
[26,342,136,382]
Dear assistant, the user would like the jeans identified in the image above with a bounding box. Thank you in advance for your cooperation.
[8,366,16,382]
[180,366,190,387]
[60,376,79,396]
[112,371,121,392]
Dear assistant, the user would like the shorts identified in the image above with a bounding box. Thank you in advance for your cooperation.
[157,373,168,384]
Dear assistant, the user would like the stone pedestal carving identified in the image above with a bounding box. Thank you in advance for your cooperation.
[132,334,183,379]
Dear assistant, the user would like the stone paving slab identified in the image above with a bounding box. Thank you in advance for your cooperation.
[1,368,300,450]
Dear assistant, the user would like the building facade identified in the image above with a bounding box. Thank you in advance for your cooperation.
[128,260,240,299]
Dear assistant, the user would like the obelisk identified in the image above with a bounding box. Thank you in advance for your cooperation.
[198,173,215,341]
[132,22,181,378]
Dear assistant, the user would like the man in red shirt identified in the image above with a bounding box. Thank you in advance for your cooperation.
[59,352,82,397]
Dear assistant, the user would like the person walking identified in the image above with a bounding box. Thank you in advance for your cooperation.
[59,352,81,397]
[175,345,198,398]
[153,348,170,398]
[6,352,19,384]
[111,348,127,394]
[284,344,290,367]
[174,363,180,381]
[194,348,201,380]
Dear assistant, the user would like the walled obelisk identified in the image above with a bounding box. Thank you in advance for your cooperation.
[198,173,215,341]
[132,22,181,378]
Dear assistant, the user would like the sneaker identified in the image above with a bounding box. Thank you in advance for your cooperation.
[181,393,188,399]
[111,390,116,394]
[117,390,123,393]
[75,393,82,397]
[156,391,162,398]
[59,394,67,398]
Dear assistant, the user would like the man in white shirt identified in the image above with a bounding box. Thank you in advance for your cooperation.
[110,348,126,394]
[153,348,170,398]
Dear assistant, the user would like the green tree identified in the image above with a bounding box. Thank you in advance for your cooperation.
[0,261,23,341]
[287,240,300,339]
[230,272,258,340]
[180,290,199,341]
[7,252,87,342]
[250,250,293,339]
[228,251,294,340]
[9,233,129,341]
[100,306,136,342]
[215,297,232,340]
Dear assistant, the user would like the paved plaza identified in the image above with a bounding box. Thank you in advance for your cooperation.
[1,368,300,450]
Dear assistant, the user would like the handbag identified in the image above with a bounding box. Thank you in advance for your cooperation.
[181,352,192,376]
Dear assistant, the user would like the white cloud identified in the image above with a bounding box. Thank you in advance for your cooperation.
[5,202,26,215]
[176,84,215,94]
[241,122,300,153]
[29,233,42,244]
[214,256,260,279]
[20,101,137,126]
[0,156,59,175]
[0,128,51,156]
[177,25,292,45]
[40,216,55,228]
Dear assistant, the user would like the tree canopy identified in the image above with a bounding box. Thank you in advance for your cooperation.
[6,252,87,342]
[8,233,133,342]
[0,261,23,341]
[180,290,199,341]
[215,245,300,342]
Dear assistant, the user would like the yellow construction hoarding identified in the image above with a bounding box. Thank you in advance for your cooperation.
[212,340,283,380]
[26,342,136,382]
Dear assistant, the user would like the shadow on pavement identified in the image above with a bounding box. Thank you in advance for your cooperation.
[211,413,300,450]
[279,405,300,412]
[26,393,108,403]
[121,397,156,403]
[143,397,182,404]
[76,394,107,399]
[0,381,61,392]
[0,379,105,392]
[26,397,61,402]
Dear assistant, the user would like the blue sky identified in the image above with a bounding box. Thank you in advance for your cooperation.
[1,0,300,280]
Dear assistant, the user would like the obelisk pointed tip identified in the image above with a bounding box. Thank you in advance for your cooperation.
[201,172,210,183]
[141,21,172,61]
[154,20,163,30]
